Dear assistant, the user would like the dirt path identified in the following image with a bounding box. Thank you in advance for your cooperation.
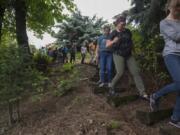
[5,64,174,135]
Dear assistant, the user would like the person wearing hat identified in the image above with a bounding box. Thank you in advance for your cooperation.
[106,16,148,99]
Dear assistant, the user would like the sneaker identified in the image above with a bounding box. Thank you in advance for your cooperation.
[150,94,159,112]
[99,83,105,87]
[169,120,180,128]
[140,92,149,100]
[108,88,116,97]
[96,80,101,85]
[108,83,111,88]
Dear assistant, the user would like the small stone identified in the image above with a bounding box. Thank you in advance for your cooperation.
[88,119,93,125]
[94,129,98,135]
[101,123,106,127]
[76,131,83,135]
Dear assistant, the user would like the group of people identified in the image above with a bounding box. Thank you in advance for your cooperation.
[95,0,180,128]
[80,41,97,64]
[96,17,148,99]
[40,44,77,64]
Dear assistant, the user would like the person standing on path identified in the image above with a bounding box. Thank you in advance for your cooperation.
[89,41,97,64]
[70,43,76,64]
[106,16,148,99]
[81,44,87,64]
[96,26,113,87]
[150,0,180,128]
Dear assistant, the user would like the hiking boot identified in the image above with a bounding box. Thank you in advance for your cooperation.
[99,83,105,87]
[169,119,180,128]
[150,94,159,112]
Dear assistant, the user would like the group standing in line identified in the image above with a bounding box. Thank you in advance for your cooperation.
[95,0,180,128]
[96,16,148,99]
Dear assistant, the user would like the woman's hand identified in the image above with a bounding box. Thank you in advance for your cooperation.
[106,37,119,48]
[113,37,119,43]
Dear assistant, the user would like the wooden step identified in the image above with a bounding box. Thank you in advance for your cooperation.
[136,108,173,125]
[93,86,109,94]
[159,126,180,135]
[107,95,139,107]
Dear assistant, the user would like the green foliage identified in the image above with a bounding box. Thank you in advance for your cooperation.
[54,65,79,96]
[128,0,167,40]
[132,28,170,82]
[62,63,74,72]
[33,51,52,73]
[55,11,107,47]
[1,0,75,37]
[0,42,44,104]
[107,120,121,130]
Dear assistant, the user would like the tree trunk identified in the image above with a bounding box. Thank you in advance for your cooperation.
[16,99,21,122]
[0,6,5,42]
[14,0,31,55]
[8,101,14,126]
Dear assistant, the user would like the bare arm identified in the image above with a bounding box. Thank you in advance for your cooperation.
[106,37,119,48]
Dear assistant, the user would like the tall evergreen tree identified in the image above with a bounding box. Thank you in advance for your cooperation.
[128,0,167,39]
[55,11,107,47]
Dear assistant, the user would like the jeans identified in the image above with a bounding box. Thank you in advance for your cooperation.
[153,54,180,121]
[99,51,113,83]
[111,54,145,95]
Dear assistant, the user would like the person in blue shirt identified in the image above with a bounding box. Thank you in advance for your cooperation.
[96,26,113,87]
[62,46,68,63]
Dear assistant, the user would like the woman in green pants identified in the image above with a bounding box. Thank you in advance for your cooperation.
[106,16,148,99]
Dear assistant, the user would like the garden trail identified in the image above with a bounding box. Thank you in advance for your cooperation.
[6,64,176,135]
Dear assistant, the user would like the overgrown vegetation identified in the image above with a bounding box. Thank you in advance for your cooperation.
[0,40,45,125]
[33,52,53,73]
[54,63,80,96]
[132,28,170,87]
[55,11,107,48]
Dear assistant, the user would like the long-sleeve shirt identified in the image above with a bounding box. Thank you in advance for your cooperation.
[160,19,180,56]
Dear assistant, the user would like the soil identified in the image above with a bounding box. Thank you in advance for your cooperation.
[1,64,178,135]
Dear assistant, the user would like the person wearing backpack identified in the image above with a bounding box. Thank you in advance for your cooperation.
[150,0,180,128]
[96,26,113,87]
[106,16,148,99]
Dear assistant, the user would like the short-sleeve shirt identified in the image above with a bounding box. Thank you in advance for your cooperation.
[108,28,133,57]
[98,35,112,52]
[81,46,87,54]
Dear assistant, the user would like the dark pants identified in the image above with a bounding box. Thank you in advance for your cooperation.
[81,53,86,64]
[70,53,75,63]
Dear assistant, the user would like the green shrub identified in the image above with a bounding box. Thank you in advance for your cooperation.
[33,51,52,73]
[54,66,79,96]
[62,63,74,72]
[0,44,44,103]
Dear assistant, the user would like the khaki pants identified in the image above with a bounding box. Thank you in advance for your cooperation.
[111,54,145,95]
